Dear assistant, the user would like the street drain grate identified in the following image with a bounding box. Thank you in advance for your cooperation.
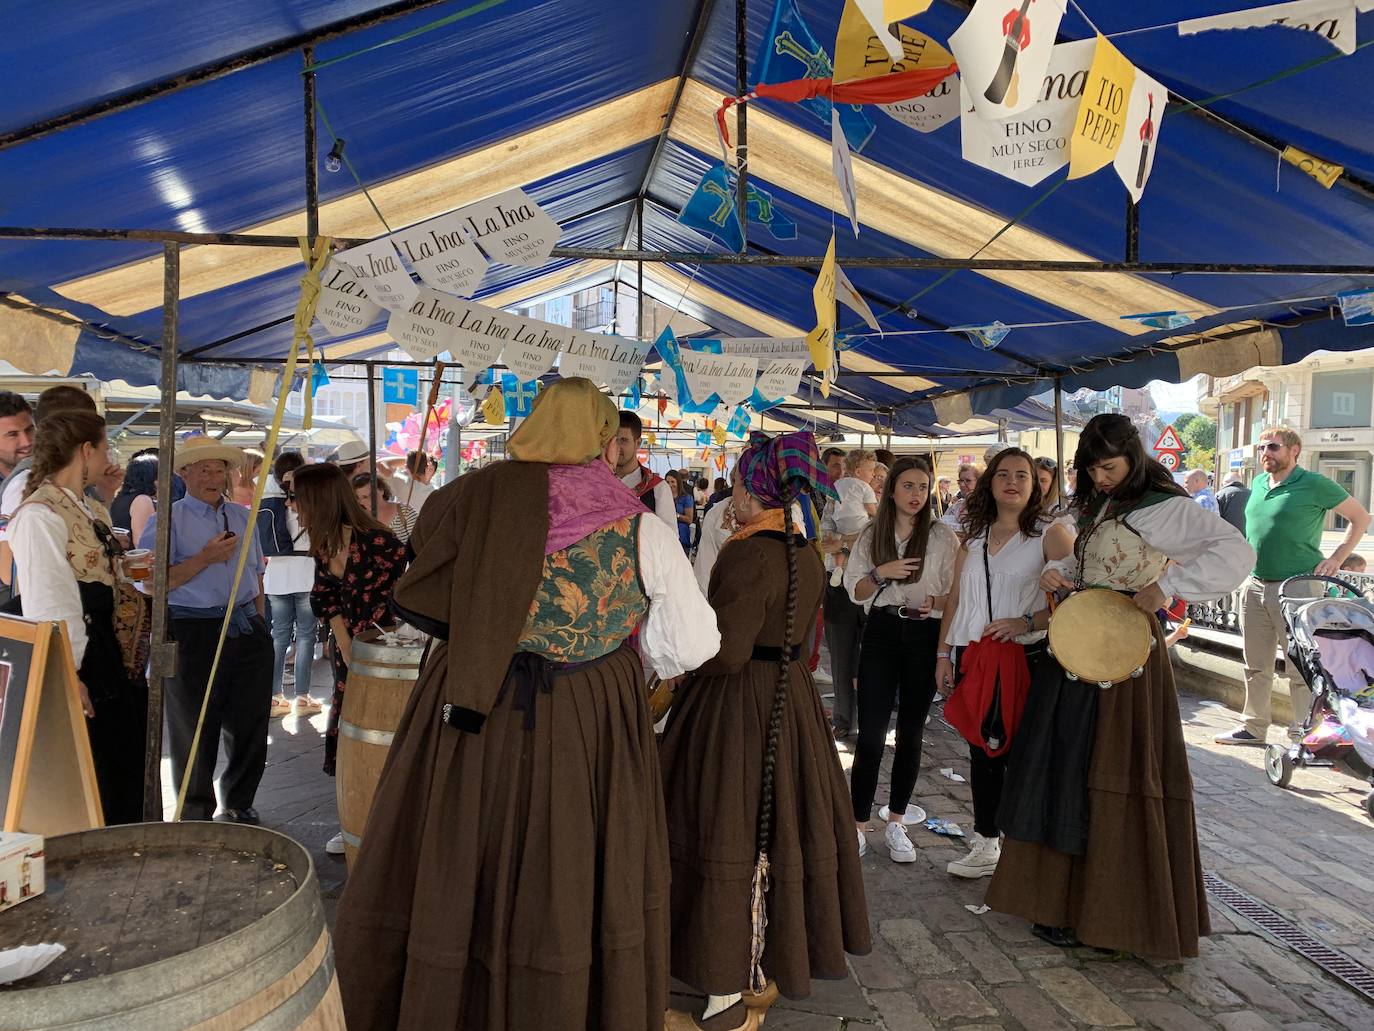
[1204,871,1374,1003]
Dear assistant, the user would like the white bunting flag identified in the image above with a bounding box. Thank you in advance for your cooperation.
[559,333,655,393]
[333,239,419,313]
[1180,0,1357,56]
[881,74,961,133]
[679,350,760,405]
[755,357,808,401]
[385,287,462,362]
[949,0,1068,120]
[835,266,882,333]
[390,210,488,297]
[831,110,861,236]
[499,318,566,382]
[1113,70,1166,202]
[459,187,561,267]
[959,37,1094,186]
[314,260,384,336]
[855,0,907,62]
[718,337,811,360]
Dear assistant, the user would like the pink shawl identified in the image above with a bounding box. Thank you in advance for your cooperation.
[545,461,648,554]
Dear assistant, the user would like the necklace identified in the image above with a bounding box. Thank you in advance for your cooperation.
[987,525,1016,553]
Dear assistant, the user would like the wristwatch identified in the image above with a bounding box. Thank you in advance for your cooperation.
[869,569,888,589]
[1022,613,1035,632]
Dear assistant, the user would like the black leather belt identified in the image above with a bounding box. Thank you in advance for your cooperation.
[873,604,926,620]
[752,644,802,662]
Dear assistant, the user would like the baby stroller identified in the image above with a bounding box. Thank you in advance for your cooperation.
[1265,575,1374,821]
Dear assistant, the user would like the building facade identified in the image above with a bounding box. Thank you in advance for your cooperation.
[1199,349,1374,529]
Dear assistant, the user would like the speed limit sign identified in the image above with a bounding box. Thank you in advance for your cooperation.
[1157,451,1181,471]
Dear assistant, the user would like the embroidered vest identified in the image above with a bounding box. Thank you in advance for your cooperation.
[517,516,649,663]
[634,466,663,512]
[1075,492,1172,592]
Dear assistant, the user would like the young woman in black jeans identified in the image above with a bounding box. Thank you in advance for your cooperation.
[845,457,959,863]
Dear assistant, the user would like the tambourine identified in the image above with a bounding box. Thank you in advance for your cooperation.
[1046,588,1155,688]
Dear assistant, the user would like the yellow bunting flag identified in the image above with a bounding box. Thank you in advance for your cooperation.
[809,232,838,399]
[481,385,506,426]
[1068,34,1136,180]
[647,432,658,446]
[1282,146,1343,189]
[713,423,728,446]
[836,0,942,83]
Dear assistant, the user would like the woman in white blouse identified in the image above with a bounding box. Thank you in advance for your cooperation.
[844,457,959,864]
[9,410,148,823]
[935,449,1073,881]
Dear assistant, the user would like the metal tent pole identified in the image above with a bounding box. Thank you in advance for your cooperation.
[734,0,748,253]
[366,361,379,516]
[145,242,180,820]
[1054,377,1065,494]
[303,46,320,246]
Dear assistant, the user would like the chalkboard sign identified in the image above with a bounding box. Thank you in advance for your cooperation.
[0,615,102,833]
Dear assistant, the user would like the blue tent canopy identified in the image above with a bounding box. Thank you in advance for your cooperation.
[2,0,1372,433]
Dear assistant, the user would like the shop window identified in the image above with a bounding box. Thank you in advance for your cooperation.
[1311,370,1373,429]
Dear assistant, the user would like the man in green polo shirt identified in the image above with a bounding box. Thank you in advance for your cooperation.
[1216,427,1371,746]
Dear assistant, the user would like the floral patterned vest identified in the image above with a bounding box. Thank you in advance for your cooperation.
[20,481,146,673]
[517,516,648,662]
[1074,491,1172,592]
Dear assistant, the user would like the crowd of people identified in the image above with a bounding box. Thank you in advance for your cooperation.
[2,375,1368,1031]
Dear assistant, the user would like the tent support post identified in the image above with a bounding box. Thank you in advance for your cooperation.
[637,196,645,341]
[1126,198,1139,263]
[303,46,319,245]
[146,242,179,821]
[366,361,379,516]
[1054,376,1065,494]
[734,0,748,253]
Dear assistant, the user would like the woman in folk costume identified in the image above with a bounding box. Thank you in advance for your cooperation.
[985,415,1253,958]
[659,431,871,1031]
[333,378,720,1031]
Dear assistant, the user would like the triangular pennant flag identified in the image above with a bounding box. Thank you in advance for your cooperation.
[1282,145,1343,189]
[1122,310,1195,331]
[831,109,860,236]
[956,321,1010,349]
[1068,35,1136,180]
[481,385,506,426]
[1338,289,1374,326]
[836,266,881,333]
[1113,69,1166,202]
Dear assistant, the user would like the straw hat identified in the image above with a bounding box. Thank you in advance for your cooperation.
[330,440,372,466]
[174,435,246,471]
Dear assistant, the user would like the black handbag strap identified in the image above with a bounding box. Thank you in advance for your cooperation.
[981,531,996,624]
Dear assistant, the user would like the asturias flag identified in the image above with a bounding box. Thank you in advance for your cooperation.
[678,162,799,252]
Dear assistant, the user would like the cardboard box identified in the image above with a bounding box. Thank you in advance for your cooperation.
[0,832,45,913]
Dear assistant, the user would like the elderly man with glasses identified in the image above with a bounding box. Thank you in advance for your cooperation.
[1216,427,1371,747]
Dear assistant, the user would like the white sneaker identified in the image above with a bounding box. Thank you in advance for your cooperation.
[326,831,346,855]
[813,667,834,685]
[857,827,868,858]
[947,833,1001,879]
[885,821,917,863]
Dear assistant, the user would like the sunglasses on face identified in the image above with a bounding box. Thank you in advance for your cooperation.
[1257,441,1286,453]
[284,491,297,502]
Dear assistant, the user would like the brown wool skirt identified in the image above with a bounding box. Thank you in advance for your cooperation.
[984,618,1210,959]
[659,657,872,999]
[333,642,669,1031]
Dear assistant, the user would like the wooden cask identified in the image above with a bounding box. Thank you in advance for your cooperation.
[0,822,345,1030]
[337,629,425,869]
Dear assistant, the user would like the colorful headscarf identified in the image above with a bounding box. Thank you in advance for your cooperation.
[737,431,837,509]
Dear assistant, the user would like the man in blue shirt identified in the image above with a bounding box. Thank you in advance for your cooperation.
[140,437,273,822]
[1185,469,1217,513]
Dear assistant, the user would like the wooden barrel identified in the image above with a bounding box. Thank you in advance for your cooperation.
[0,822,345,1030]
[338,628,426,869]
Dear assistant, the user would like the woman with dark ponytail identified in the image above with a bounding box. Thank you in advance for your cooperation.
[660,431,870,1031]
[986,415,1252,958]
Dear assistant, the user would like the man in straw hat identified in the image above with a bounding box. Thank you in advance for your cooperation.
[138,435,274,823]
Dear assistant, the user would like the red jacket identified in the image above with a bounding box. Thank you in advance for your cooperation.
[944,637,1031,758]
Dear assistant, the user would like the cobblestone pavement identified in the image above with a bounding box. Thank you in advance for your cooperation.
[234,662,1374,1030]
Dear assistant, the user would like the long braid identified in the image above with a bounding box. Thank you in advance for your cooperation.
[749,487,800,993]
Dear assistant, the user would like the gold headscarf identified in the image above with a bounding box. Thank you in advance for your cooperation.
[506,377,618,465]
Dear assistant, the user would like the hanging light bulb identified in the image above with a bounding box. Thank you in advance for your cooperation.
[325,138,346,173]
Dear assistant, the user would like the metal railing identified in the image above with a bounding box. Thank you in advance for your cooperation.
[1186,571,1374,637]
[572,298,616,331]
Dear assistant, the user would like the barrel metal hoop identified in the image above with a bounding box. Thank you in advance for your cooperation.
[338,720,395,746]
[349,662,416,680]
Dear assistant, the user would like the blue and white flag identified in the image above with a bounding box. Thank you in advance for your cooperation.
[1338,290,1374,327]
[679,162,798,252]
[500,374,541,417]
[655,328,721,413]
[755,0,877,152]
[1122,310,1195,331]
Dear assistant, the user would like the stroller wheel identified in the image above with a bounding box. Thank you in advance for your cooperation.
[1364,790,1374,822]
[1265,744,1295,788]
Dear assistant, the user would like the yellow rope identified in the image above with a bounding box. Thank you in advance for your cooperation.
[173,236,332,820]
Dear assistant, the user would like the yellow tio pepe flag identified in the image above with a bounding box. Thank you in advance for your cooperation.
[836,0,942,83]
[1282,146,1343,189]
[1068,34,1136,180]
[480,385,506,426]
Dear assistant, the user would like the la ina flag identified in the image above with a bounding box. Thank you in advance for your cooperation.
[1179,0,1358,56]
[756,0,877,151]
[949,0,1068,121]
[1112,69,1166,202]
[1068,34,1135,180]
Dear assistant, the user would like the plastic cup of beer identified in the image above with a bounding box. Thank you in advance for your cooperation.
[111,527,132,550]
[123,549,153,582]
